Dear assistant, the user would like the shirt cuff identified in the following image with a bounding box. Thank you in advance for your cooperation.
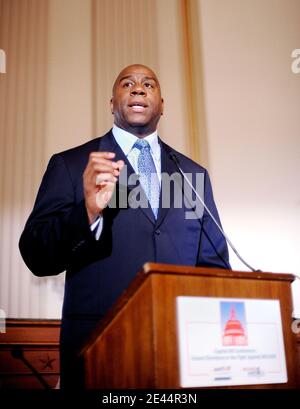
[90,214,104,240]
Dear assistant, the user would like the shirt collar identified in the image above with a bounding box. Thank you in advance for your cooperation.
[112,125,160,161]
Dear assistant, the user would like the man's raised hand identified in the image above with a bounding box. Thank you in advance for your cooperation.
[83,152,124,224]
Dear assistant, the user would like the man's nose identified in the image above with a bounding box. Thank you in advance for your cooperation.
[130,85,146,96]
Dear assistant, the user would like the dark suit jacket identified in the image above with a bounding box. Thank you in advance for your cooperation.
[19,130,230,388]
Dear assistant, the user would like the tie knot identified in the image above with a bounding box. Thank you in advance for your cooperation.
[133,139,150,152]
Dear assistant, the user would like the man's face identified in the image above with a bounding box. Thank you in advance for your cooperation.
[111,65,164,137]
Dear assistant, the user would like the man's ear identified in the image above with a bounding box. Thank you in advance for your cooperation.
[110,98,114,114]
[161,98,164,115]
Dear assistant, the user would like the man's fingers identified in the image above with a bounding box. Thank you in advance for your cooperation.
[95,183,116,209]
[91,157,119,168]
[88,154,124,175]
[95,173,117,185]
[91,163,119,174]
[116,160,125,170]
[102,190,113,204]
[89,152,115,160]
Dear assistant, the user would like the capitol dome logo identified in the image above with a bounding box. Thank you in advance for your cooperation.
[221,301,248,346]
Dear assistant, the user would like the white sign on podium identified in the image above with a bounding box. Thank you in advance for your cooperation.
[176,297,287,387]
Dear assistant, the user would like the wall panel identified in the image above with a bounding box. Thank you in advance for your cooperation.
[92,0,159,137]
[0,0,48,318]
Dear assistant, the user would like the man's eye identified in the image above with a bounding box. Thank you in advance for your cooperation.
[144,83,153,88]
[123,82,133,87]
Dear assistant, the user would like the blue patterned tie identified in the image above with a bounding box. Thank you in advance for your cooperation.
[133,139,160,218]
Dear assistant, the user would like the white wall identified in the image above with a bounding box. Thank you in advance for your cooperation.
[198,0,300,316]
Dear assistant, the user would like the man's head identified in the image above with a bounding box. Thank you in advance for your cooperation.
[110,64,164,138]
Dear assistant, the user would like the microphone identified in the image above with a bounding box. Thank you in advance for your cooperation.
[169,152,258,272]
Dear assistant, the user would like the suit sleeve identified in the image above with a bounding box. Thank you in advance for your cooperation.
[196,170,231,269]
[19,154,95,276]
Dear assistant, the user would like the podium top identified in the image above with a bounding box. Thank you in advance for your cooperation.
[143,262,295,282]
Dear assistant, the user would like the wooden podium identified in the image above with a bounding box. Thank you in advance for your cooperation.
[81,263,299,388]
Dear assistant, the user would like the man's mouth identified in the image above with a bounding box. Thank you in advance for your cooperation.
[128,102,148,113]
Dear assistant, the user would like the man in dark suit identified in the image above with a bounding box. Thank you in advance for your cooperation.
[19,64,230,389]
